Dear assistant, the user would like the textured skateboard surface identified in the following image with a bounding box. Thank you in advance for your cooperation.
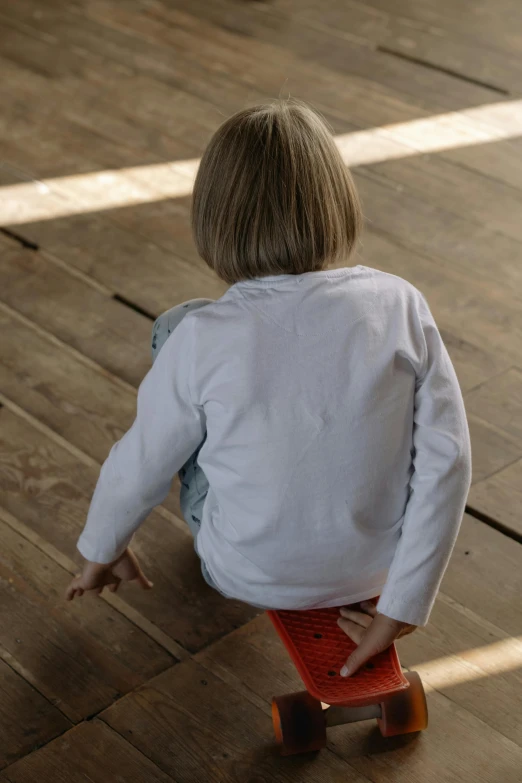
[268,607,410,706]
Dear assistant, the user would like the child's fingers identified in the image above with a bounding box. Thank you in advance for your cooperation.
[108,578,121,593]
[66,586,84,601]
[337,617,366,645]
[135,571,154,590]
[340,614,413,677]
[339,607,373,629]
[65,577,82,601]
[131,559,153,590]
[359,600,378,617]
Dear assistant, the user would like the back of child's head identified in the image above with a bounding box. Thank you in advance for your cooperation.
[192,99,362,284]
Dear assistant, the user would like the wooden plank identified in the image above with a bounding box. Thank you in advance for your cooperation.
[0,3,270,134]
[101,658,374,783]
[0,298,183,519]
[376,26,519,96]
[0,305,134,464]
[442,140,522,194]
[2,1,520,209]
[0,99,169,179]
[354,171,522,302]
[467,414,521,485]
[270,0,520,93]
[439,515,522,638]
[0,168,225,315]
[5,6,521,260]
[0,18,220,157]
[0,0,270,110]
[0,403,259,652]
[0,112,200,270]
[0,512,174,724]
[357,0,522,61]
[0,658,70,770]
[0,720,176,783]
[366,155,522,247]
[0,243,153,387]
[469,459,522,538]
[2,0,501,142]
[0,505,187,661]
[0,105,201,266]
[465,368,522,447]
[117,0,502,111]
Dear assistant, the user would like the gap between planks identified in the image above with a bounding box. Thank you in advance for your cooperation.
[376,46,510,96]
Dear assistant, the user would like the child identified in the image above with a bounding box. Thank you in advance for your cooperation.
[66,100,472,676]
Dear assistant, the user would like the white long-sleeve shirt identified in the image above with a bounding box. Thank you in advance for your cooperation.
[77,266,471,626]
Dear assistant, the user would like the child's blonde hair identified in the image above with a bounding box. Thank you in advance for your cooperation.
[192,99,362,284]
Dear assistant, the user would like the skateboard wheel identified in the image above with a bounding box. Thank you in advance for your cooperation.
[377,671,428,737]
[272,691,327,755]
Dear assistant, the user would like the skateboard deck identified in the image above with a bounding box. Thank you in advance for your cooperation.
[268,607,410,707]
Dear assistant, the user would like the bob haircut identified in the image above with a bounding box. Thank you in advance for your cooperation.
[191,99,362,284]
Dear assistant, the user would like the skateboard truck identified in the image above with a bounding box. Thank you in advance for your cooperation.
[268,607,428,756]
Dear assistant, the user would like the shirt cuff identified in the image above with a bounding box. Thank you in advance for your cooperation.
[376,594,433,627]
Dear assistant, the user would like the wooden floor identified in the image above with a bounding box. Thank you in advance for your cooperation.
[1,0,522,779]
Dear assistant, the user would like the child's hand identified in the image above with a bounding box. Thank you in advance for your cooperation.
[337,600,416,676]
[65,548,153,601]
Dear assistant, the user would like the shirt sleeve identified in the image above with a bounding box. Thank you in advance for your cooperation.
[77,317,205,564]
[376,291,472,627]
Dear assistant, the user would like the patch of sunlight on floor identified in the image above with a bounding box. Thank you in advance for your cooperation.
[2,98,522,225]
[412,636,522,692]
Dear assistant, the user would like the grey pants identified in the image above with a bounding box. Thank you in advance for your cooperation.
[151,299,226,596]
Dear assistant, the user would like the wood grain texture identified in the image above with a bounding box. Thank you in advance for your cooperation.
[436,515,522,637]
[0,404,259,653]
[0,306,134,464]
[355,170,522,299]
[0,720,176,783]
[101,658,374,783]
[270,0,521,93]
[469,459,522,537]
[0,659,70,770]
[0,243,152,387]
[0,298,186,521]
[1,167,225,315]
[1,0,521,775]
[0,512,174,724]
[465,368,522,447]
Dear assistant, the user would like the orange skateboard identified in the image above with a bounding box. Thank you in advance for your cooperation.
[268,607,428,755]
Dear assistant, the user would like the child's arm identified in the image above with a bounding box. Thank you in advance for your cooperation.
[338,290,471,675]
[76,317,205,567]
[375,290,472,627]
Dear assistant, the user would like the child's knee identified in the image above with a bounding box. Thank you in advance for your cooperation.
[151,299,214,360]
[151,312,170,360]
